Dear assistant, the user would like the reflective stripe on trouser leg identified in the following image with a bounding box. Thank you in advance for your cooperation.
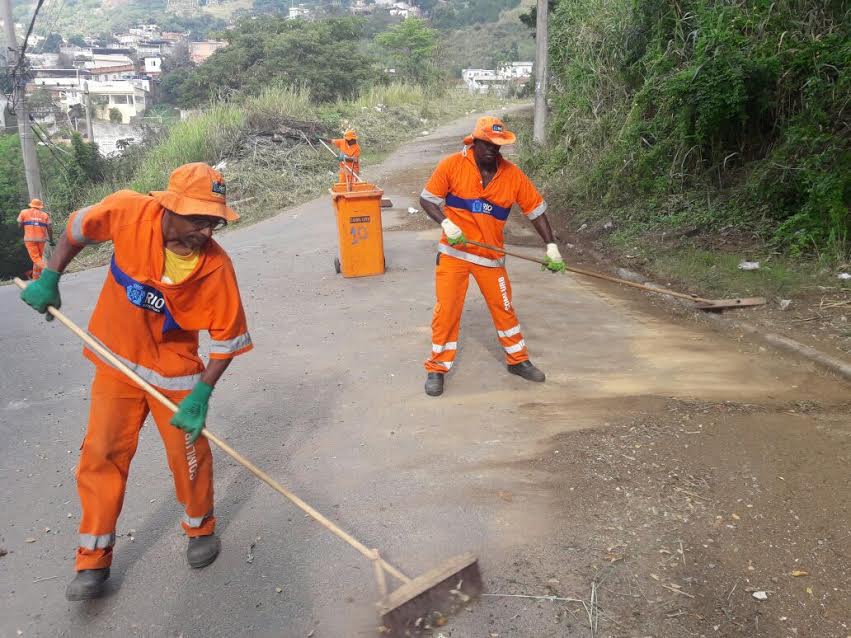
[148,391,216,537]
[76,369,150,571]
[425,254,472,373]
[182,509,214,528]
[471,264,529,365]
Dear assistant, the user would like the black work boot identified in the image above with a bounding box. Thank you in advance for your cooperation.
[507,360,546,382]
[66,568,110,601]
[425,372,445,396]
[187,534,220,569]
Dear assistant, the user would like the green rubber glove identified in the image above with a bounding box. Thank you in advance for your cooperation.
[337,153,347,162]
[20,268,61,321]
[171,381,213,443]
[447,232,467,246]
[542,256,566,273]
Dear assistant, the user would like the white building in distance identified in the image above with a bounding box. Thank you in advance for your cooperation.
[462,62,534,94]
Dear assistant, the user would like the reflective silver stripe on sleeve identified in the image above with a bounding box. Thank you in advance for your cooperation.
[182,510,213,528]
[431,342,457,353]
[420,189,445,206]
[210,333,252,356]
[79,532,116,550]
[436,361,453,370]
[70,206,98,245]
[504,340,527,354]
[526,201,548,221]
[438,243,505,268]
[497,325,522,339]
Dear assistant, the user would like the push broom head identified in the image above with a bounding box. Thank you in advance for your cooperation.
[378,553,483,636]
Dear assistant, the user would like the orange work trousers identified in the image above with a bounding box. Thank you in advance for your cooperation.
[338,161,360,185]
[75,368,215,571]
[24,241,46,279]
[425,253,529,373]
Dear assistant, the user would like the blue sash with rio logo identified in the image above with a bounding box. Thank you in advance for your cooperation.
[110,255,182,334]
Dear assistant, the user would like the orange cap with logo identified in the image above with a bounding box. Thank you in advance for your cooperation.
[463,116,517,147]
[150,162,238,221]
[343,129,358,141]
[29,198,44,209]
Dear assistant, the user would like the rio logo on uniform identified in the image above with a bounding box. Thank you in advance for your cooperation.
[126,282,166,313]
[472,200,494,214]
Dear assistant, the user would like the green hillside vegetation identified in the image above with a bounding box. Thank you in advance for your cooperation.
[0,84,500,277]
[161,17,381,106]
[524,0,849,266]
[17,0,225,42]
[438,0,536,74]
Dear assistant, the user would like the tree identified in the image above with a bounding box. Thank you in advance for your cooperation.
[109,107,123,124]
[411,0,438,16]
[40,32,64,53]
[374,18,440,84]
[0,134,31,278]
[160,17,380,106]
[67,34,87,48]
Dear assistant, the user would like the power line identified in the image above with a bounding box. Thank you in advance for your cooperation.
[19,0,48,62]
[30,122,73,174]
[39,0,68,46]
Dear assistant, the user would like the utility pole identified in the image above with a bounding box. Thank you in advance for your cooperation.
[1,0,43,200]
[83,80,94,141]
[532,0,548,145]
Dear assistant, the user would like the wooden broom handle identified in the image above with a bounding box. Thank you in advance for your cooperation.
[14,278,411,584]
[463,240,710,303]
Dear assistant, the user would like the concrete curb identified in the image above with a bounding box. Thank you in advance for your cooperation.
[702,313,851,382]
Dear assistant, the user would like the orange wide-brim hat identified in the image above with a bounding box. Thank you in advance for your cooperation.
[150,162,239,222]
[463,115,517,146]
[343,129,358,141]
[29,198,44,209]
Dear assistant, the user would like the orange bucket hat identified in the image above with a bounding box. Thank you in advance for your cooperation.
[150,162,238,221]
[343,129,358,141]
[29,198,44,209]
[463,116,517,146]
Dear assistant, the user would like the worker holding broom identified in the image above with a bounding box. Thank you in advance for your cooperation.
[17,198,54,280]
[419,116,565,397]
[330,128,361,186]
[19,162,253,601]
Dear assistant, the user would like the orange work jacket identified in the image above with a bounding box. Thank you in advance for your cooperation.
[421,148,547,267]
[17,208,51,243]
[66,190,253,391]
[332,138,361,181]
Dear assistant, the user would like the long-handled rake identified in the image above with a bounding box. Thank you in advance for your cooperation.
[464,240,766,311]
[15,278,482,636]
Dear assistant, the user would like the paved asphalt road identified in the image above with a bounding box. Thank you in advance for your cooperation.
[1,111,843,638]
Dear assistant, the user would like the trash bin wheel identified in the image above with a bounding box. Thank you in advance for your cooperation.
[334,257,341,274]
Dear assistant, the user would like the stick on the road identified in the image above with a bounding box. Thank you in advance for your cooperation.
[14,277,482,636]
[463,239,766,310]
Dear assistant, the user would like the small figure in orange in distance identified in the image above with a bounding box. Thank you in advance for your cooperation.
[17,198,53,279]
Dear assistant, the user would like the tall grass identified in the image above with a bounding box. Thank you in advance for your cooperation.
[348,83,427,109]
[243,85,313,132]
[63,82,508,245]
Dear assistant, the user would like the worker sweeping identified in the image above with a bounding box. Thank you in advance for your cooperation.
[419,116,565,397]
[17,198,54,279]
[330,128,361,186]
[19,162,253,601]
